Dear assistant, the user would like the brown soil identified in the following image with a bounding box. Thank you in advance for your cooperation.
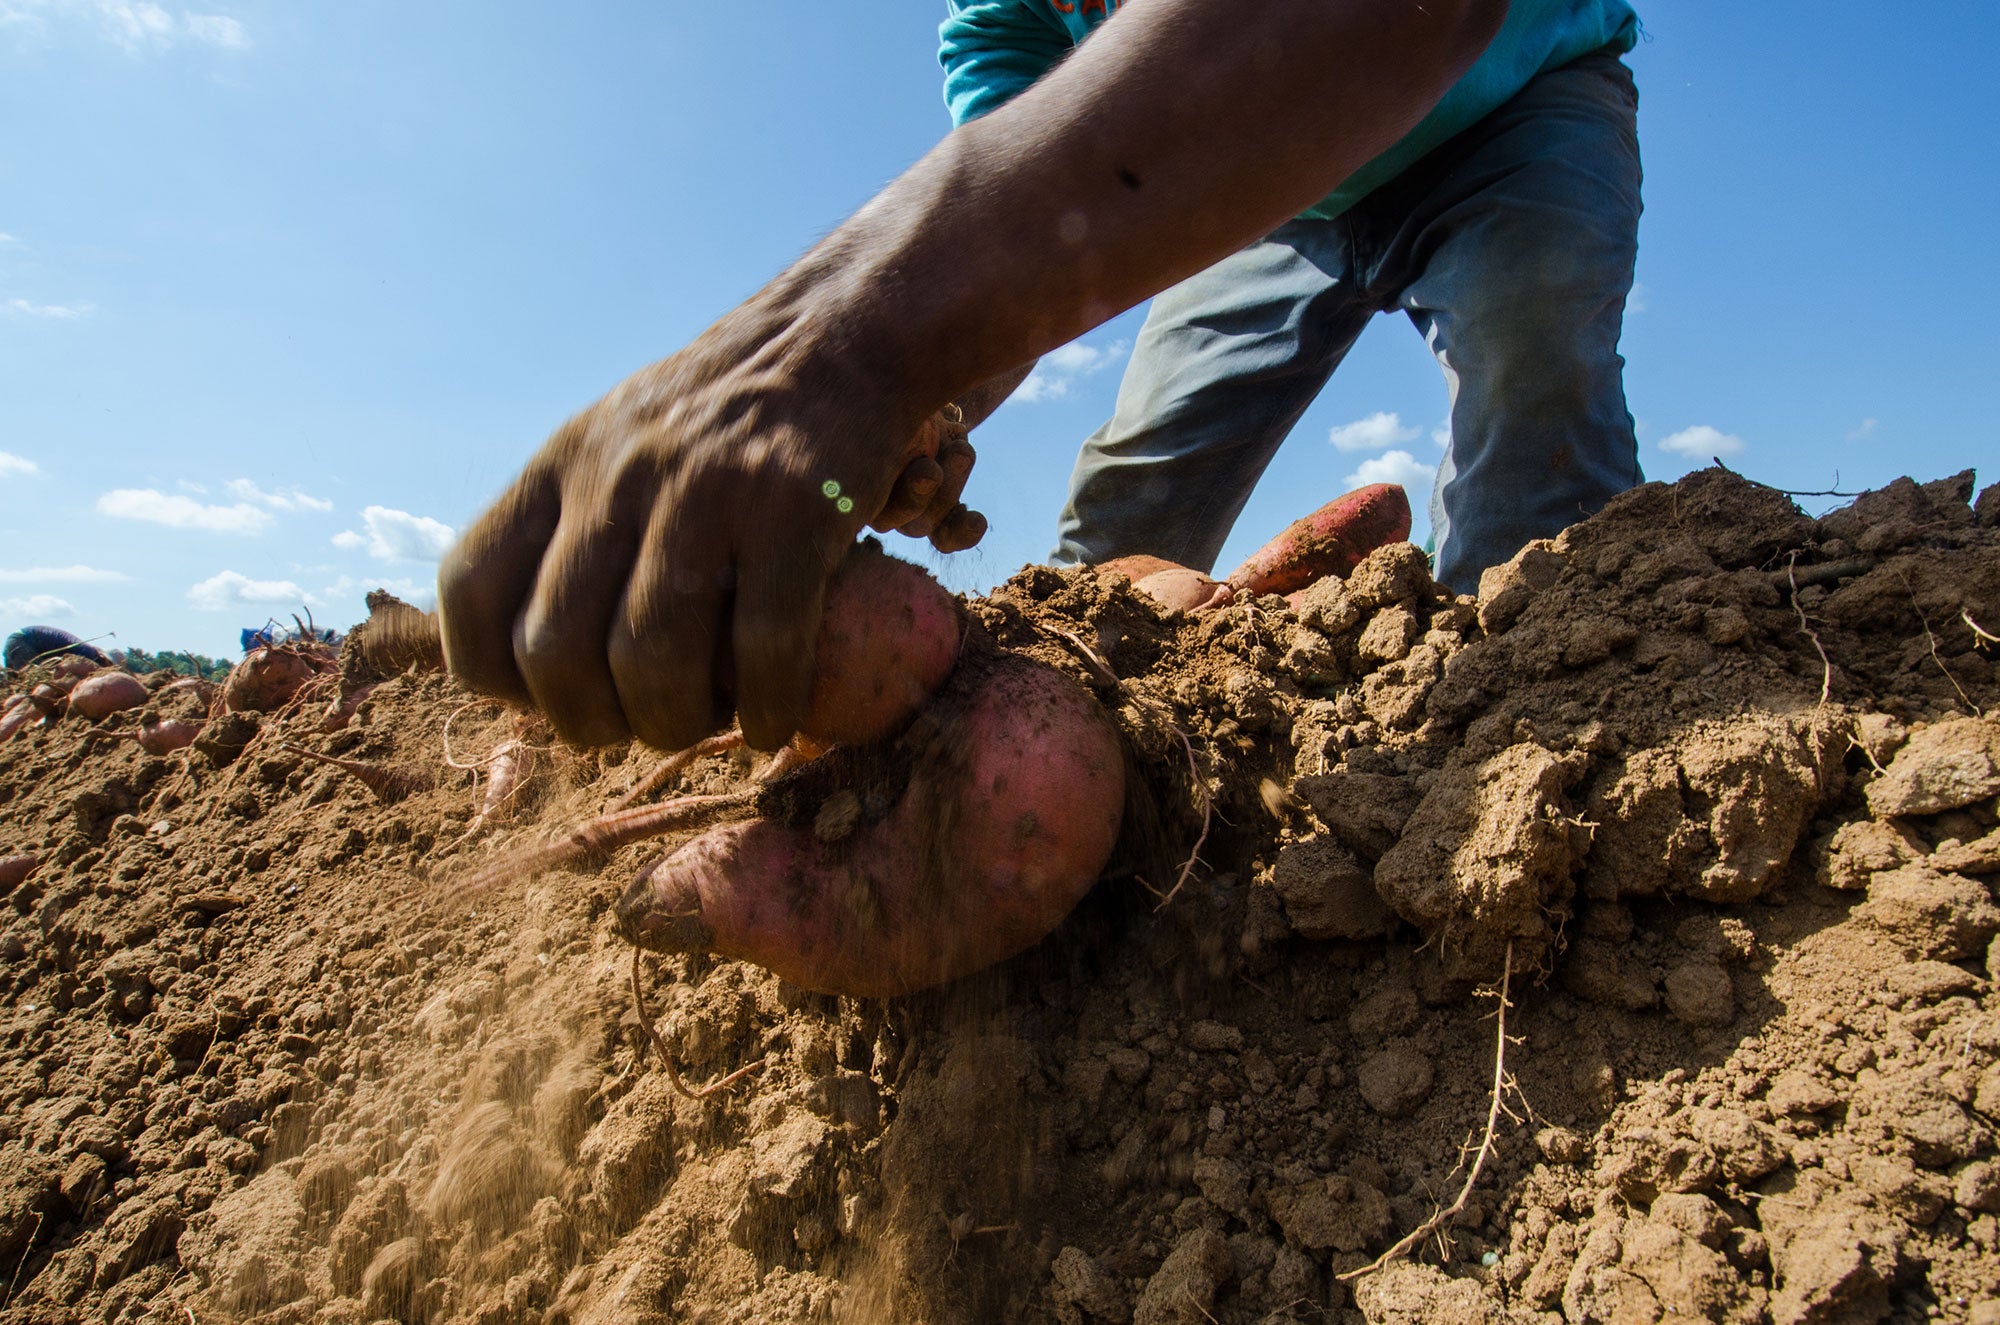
[2,466,1998,1325]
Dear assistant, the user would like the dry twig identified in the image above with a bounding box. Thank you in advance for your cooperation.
[1340,942,1519,1282]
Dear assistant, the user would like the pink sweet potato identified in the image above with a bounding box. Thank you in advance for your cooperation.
[223,644,330,714]
[0,698,32,743]
[616,651,1125,998]
[70,671,149,722]
[802,539,962,747]
[1224,483,1412,598]
[0,855,39,897]
[1095,557,1235,614]
[136,715,202,755]
[26,681,70,720]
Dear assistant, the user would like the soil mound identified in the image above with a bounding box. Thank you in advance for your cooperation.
[1,467,1996,1324]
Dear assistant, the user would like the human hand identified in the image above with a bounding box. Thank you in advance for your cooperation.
[437,315,956,754]
[870,407,988,554]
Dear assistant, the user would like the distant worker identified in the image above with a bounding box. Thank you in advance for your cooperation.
[3,624,113,672]
[439,0,1645,754]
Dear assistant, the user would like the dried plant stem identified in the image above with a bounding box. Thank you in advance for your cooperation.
[630,946,765,1101]
[1340,943,1518,1283]
[1965,611,1999,647]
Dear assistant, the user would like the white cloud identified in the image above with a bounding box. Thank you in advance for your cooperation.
[332,505,456,562]
[0,451,40,477]
[1343,449,1437,496]
[0,593,76,619]
[226,478,333,513]
[1013,337,1131,404]
[1659,424,1746,459]
[182,11,242,46]
[0,0,247,51]
[1626,283,1649,315]
[0,564,130,583]
[1846,417,1879,441]
[1430,422,1451,450]
[325,574,435,609]
[6,298,91,320]
[98,0,172,48]
[1327,411,1421,453]
[186,569,309,612]
[96,488,272,534]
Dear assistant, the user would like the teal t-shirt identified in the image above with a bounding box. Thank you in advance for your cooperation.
[939,0,1640,221]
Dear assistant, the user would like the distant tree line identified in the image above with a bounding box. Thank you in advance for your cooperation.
[117,647,233,681]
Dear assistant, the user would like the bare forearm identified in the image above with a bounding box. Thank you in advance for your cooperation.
[786,0,1507,416]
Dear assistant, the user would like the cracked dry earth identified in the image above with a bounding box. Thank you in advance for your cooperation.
[1,466,1999,1325]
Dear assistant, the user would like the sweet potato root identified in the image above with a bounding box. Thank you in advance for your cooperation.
[280,742,432,803]
[1224,483,1412,597]
[70,671,149,722]
[615,649,1125,998]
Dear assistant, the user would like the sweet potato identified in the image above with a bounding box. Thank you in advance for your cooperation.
[26,681,70,720]
[0,855,39,897]
[136,715,202,755]
[616,650,1125,998]
[51,655,99,679]
[0,698,31,744]
[1095,556,1235,614]
[1224,483,1412,597]
[802,538,962,747]
[70,671,149,722]
[223,644,330,713]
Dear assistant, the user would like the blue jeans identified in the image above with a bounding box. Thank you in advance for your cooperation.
[1050,49,1645,596]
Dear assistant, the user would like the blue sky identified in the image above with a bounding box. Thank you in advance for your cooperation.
[3,2,1996,660]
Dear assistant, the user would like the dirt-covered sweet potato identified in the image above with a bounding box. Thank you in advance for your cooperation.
[616,650,1125,998]
[70,671,149,722]
[223,644,329,714]
[1225,483,1412,597]
[1095,555,1235,614]
[136,715,202,755]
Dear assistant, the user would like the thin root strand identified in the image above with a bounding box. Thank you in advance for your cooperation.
[629,946,764,1101]
[613,731,747,811]
[1340,942,1518,1282]
[464,789,758,891]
